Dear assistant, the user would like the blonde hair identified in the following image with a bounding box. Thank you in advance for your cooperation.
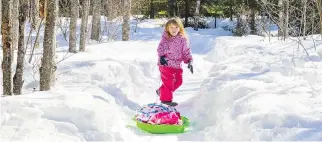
[164,17,188,40]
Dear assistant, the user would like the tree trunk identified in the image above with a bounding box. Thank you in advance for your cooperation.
[319,11,322,40]
[174,0,178,16]
[278,0,284,38]
[13,0,28,95]
[107,0,113,40]
[184,0,188,27]
[112,0,120,18]
[80,0,89,52]
[0,0,2,28]
[284,0,289,40]
[115,0,123,17]
[2,0,13,95]
[318,0,322,40]
[40,0,58,91]
[40,0,46,19]
[302,0,307,39]
[236,13,242,36]
[122,0,131,41]
[31,0,41,49]
[194,0,201,31]
[215,16,217,28]
[168,0,175,17]
[150,0,154,19]
[28,18,43,63]
[103,0,108,17]
[69,0,78,53]
[12,0,19,51]
[31,0,40,29]
[312,2,315,42]
[250,8,256,34]
[230,0,233,21]
[107,0,113,20]
[91,0,101,41]
[51,32,56,87]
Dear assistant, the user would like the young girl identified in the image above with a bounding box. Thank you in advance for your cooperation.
[156,17,193,106]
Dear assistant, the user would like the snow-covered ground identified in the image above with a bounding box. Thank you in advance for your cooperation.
[1,17,322,141]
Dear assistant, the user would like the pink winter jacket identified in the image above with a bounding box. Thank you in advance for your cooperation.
[157,31,193,69]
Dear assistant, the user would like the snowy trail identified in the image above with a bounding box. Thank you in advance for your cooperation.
[54,39,216,140]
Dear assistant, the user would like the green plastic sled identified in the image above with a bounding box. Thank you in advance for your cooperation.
[135,116,190,134]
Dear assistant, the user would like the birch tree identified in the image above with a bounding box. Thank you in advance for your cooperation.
[31,0,41,49]
[317,0,322,39]
[284,0,289,40]
[91,0,101,41]
[2,0,13,95]
[31,0,40,29]
[122,0,131,41]
[107,0,113,20]
[249,1,257,35]
[13,0,28,95]
[80,0,90,52]
[0,0,1,26]
[194,0,201,31]
[28,0,42,63]
[12,0,19,51]
[302,0,307,38]
[69,0,79,53]
[40,0,58,91]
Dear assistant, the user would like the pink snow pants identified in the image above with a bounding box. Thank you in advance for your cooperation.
[158,66,183,102]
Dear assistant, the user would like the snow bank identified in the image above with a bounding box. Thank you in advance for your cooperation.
[0,91,132,141]
[185,36,322,141]
[0,40,164,141]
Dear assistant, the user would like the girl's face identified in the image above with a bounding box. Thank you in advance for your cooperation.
[168,24,180,36]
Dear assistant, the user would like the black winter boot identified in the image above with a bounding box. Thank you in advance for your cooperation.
[161,101,178,106]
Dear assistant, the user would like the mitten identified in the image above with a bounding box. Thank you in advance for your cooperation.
[160,55,168,65]
[187,61,193,74]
